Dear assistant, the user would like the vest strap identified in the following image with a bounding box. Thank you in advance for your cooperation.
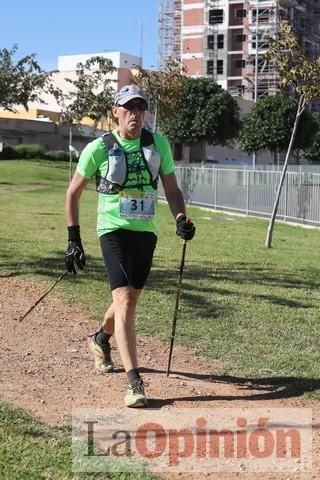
[97,128,158,195]
[102,128,154,150]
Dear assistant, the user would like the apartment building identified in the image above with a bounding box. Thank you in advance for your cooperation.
[159,0,320,101]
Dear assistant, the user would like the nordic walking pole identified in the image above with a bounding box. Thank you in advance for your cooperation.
[166,239,187,377]
[18,271,68,322]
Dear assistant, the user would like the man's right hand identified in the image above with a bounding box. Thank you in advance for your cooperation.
[65,226,86,274]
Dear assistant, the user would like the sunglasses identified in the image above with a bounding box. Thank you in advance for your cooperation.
[121,100,147,111]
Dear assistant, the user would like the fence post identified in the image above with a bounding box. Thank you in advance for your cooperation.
[284,172,288,222]
[214,168,218,208]
[188,167,192,203]
[246,169,250,215]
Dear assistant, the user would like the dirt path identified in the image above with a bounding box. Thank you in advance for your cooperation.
[0,277,319,479]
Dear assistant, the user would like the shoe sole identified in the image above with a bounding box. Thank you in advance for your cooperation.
[126,398,148,408]
[87,337,114,373]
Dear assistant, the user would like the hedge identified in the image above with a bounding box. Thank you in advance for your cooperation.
[0,144,73,162]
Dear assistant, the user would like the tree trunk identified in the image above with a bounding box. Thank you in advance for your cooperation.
[200,141,206,164]
[265,96,304,248]
[273,150,277,165]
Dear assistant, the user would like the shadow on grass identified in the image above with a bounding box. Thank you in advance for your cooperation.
[0,254,106,282]
[1,253,318,316]
[148,261,317,312]
[151,257,320,291]
[142,368,320,406]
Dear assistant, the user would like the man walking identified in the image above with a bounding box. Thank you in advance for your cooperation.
[65,84,195,407]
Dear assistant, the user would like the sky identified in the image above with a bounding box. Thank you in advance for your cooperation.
[2,0,159,71]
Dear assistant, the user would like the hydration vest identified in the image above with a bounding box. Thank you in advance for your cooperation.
[96,128,161,195]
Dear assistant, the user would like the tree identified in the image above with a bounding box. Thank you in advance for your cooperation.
[239,94,316,163]
[160,77,240,163]
[60,56,116,127]
[134,59,186,132]
[300,112,320,163]
[264,21,320,248]
[0,45,53,112]
[54,56,116,181]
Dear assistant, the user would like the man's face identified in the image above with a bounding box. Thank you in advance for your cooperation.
[112,98,147,139]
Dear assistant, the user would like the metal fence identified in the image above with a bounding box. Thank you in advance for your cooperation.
[159,166,320,226]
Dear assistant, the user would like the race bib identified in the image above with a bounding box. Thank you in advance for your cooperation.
[119,191,155,219]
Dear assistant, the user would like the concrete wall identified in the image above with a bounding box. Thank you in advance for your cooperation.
[0,117,96,152]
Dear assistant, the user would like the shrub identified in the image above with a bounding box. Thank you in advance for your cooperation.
[14,144,46,159]
[46,150,69,162]
[0,143,70,161]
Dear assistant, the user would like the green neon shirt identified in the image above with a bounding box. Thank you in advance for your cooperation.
[77,129,175,236]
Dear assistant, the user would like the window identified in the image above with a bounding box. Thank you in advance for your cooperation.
[235,34,246,43]
[217,34,224,49]
[252,33,269,50]
[207,35,214,50]
[217,59,223,74]
[209,9,223,24]
[207,60,214,75]
[252,9,270,23]
[234,59,245,69]
[235,9,246,18]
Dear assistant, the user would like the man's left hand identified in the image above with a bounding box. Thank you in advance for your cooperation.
[176,215,196,241]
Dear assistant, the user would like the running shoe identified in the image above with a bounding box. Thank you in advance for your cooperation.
[87,333,114,373]
[124,379,148,408]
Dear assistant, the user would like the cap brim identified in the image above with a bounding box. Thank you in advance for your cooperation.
[117,94,147,106]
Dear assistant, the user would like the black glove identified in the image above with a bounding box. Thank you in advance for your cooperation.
[65,226,86,274]
[176,214,196,241]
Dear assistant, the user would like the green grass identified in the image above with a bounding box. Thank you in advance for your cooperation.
[0,401,159,480]
[0,159,320,476]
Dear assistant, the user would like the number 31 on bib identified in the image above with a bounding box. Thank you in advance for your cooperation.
[119,191,155,219]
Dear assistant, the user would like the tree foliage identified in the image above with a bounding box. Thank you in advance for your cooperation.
[53,56,116,182]
[300,112,320,163]
[239,94,316,154]
[135,66,240,161]
[265,21,320,105]
[264,21,320,248]
[0,45,53,112]
[134,59,186,131]
[161,77,239,145]
[54,56,116,127]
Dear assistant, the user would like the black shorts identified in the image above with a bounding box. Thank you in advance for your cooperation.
[100,229,157,290]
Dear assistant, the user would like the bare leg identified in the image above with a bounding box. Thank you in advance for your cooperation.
[101,303,115,335]
[111,286,142,372]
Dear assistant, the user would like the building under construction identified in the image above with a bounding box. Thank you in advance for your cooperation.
[158,0,320,101]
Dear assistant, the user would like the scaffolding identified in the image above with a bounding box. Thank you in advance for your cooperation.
[158,0,182,68]
[243,0,320,100]
[243,0,279,100]
[157,0,320,105]
[203,0,220,79]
